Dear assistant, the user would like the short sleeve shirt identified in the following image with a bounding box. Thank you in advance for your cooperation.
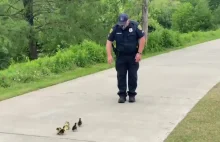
[107,22,145,42]
[136,24,145,39]
[107,26,117,42]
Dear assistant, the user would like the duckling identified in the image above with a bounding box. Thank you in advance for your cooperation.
[57,128,65,135]
[56,127,62,132]
[63,121,70,130]
[78,118,82,127]
[72,123,77,131]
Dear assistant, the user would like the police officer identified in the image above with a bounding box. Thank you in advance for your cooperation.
[106,13,146,103]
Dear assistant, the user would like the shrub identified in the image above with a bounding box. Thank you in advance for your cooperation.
[145,30,163,52]
[146,28,183,53]
[0,75,10,88]
[70,40,106,67]
[148,18,164,32]
[73,49,91,67]
[180,29,220,44]
[172,0,213,33]
[0,40,106,88]
[211,5,220,29]
[172,2,195,33]
[78,40,106,64]
[1,29,220,89]
[160,29,183,48]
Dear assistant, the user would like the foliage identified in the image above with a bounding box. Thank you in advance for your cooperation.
[1,29,220,89]
[149,0,181,29]
[145,28,220,53]
[209,0,220,10]
[172,0,214,33]
[0,0,220,71]
[0,18,30,69]
[193,0,213,31]
[146,28,182,52]
[0,40,106,88]
[211,5,220,28]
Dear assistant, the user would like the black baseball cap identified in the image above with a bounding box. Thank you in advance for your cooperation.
[117,13,129,26]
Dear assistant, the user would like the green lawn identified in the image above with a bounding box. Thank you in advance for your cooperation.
[164,82,220,142]
[0,37,220,101]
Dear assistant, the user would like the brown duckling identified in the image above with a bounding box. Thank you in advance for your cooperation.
[56,127,65,135]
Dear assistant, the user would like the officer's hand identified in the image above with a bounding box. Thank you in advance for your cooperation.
[135,53,142,62]
[108,55,113,64]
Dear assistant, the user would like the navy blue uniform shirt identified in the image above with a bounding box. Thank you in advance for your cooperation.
[107,21,145,42]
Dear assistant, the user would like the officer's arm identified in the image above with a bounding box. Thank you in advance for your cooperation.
[106,40,113,57]
[138,37,145,54]
[106,27,115,57]
[136,25,146,54]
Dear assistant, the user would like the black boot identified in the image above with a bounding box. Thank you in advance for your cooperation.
[128,96,136,103]
[127,91,136,103]
[118,96,126,103]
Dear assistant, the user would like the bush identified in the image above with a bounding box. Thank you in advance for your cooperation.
[145,28,183,53]
[160,29,183,48]
[172,0,213,33]
[0,19,30,68]
[180,29,220,44]
[211,5,220,28]
[78,40,106,64]
[148,18,164,32]
[145,28,220,54]
[172,2,195,33]
[1,29,220,89]
[148,0,181,29]
[69,40,106,67]
[145,30,163,52]
[0,40,106,88]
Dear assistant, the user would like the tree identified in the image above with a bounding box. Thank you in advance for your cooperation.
[211,5,220,28]
[209,0,220,10]
[172,2,195,33]
[142,0,148,38]
[0,0,59,60]
[193,0,212,31]
[23,0,37,60]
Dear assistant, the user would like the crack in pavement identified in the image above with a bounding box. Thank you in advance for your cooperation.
[0,131,97,142]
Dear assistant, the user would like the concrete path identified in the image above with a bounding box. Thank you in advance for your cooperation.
[0,39,220,142]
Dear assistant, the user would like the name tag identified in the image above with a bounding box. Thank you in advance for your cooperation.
[116,33,122,34]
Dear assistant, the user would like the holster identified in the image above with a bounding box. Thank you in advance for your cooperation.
[112,44,119,57]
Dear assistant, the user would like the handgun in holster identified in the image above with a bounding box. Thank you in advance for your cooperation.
[112,43,118,56]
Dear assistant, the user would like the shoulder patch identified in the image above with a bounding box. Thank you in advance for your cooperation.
[138,25,142,30]
[109,28,113,33]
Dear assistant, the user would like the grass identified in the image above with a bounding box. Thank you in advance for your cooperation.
[164,82,220,142]
[0,50,168,101]
[0,63,113,101]
[0,36,220,101]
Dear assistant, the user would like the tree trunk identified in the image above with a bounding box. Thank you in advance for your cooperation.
[23,0,38,60]
[142,0,148,38]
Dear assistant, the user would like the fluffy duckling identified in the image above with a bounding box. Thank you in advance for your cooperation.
[63,121,70,130]
[72,123,77,131]
[78,118,82,127]
[56,127,65,135]
[56,127,62,132]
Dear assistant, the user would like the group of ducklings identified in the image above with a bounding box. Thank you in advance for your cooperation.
[56,118,82,135]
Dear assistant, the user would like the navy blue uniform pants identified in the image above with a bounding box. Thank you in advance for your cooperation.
[115,54,139,97]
